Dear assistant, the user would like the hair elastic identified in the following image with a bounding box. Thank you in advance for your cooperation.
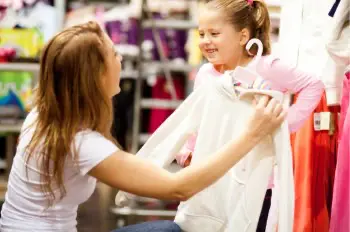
[247,0,253,5]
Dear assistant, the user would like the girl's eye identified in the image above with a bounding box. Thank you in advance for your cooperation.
[211,32,219,36]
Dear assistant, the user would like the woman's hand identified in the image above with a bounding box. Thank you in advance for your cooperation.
[245,95,286,141]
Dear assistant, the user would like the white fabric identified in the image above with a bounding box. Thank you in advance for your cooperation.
[278,0,348,105]
[17,2,58,43]
[115,70,294,232]
[0,110,118,232]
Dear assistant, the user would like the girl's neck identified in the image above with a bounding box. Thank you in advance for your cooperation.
[214,55,253,74]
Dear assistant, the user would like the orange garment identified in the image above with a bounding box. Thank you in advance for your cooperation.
[290,92,339,232]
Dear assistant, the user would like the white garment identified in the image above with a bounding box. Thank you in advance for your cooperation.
[0,110,118,232]
[278,0,348,105]
[0,2,58,43]
[17,2,58,43]
[115,70,294,232]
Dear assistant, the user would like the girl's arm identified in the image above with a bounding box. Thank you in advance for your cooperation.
[259,56,325,132]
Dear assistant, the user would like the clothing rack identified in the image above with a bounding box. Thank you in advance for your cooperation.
[130,0,198,154]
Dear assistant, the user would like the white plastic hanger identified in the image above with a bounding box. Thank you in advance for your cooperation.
[226,38,264,86]
[245,38,264,68]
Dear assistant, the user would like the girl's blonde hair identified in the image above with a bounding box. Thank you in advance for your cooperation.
[207,0,271,55]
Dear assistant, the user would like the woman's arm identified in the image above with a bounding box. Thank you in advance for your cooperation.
[89,96,285,201]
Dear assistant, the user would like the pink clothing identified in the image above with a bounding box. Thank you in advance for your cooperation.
[176,55,324,188]
[330,72,350,232]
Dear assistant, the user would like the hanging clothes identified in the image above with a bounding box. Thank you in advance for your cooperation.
[290,92,340,232]
[278,0,348,106]
[116,70,295,232]
[330,71,350,232]
[148,77,185,133]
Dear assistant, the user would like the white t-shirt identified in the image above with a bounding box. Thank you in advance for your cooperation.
[0,110,118,232]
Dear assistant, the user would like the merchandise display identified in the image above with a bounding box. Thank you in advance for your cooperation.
[0,0,349,231]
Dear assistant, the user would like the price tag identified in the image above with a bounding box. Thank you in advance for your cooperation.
[314,112,331,131]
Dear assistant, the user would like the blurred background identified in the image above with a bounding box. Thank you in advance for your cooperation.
[0,0,347,231]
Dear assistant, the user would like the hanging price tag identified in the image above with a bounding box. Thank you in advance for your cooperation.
[314,112,331,131]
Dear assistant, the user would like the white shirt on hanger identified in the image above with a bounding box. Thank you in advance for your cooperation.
[115,69,295,232]
[278,0,349,105]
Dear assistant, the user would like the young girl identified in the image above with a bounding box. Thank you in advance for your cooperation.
[176,0,324,228]
[177,0,323,167]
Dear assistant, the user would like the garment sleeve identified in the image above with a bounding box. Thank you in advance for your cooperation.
[115,83,207,207]
[175,63,211,166]
[259,57,325,132]
[73,131,119,175]
[136,84,206,167]
[273,122,295,232]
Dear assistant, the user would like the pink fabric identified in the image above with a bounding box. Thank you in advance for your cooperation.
[194,56,324,132]
[330,72,350,232]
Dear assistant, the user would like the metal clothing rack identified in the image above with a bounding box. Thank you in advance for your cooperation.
[130,0,198,154]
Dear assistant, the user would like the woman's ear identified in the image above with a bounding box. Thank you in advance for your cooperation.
[239,28,250,46]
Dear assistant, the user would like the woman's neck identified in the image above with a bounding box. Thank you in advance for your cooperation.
[214,55,253,73]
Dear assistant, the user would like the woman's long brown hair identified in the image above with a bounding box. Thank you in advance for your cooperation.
[26,21,116,206]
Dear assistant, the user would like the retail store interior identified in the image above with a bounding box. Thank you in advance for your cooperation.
[0,0,348,231]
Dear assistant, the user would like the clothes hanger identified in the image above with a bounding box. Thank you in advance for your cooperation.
[226,38,264,87]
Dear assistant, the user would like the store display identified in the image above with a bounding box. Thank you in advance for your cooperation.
[0,0,348,231]
[0,71,33,118]
[0,28,44,58]
[148,77,185,133]
[290,92,340,232]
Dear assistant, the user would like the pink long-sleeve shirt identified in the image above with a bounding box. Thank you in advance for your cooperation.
[176,55,324,187]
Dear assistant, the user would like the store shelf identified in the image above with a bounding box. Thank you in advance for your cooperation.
[142,19,197,30]
[0,159,7,169]
[143,61,194,74]
[0,63,40,72]
[121,70,139,79]
[0,122,23,133]
[110,207,177,217]
[140,99,183,109]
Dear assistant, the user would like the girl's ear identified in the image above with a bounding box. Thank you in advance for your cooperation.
[239,28,250,46]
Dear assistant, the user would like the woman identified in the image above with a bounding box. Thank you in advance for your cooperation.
[0,21,285,232]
